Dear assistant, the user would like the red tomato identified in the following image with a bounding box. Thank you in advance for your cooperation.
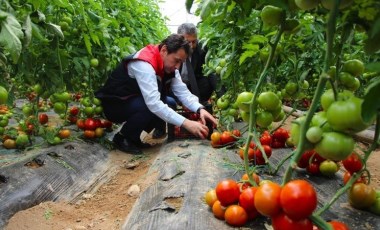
[249,141,256,148]
[239,187,258,212]
[101,119,113,129]
[84,118,97,130]
[328,220,350,230]
[69,106,79,116]
[224,205,248,227]
[342,152,363,174]
[254,182,282,217]
[232,129,241,137]
[298,150,315,168]
[306,162,321,175]
[271,212,313,230]
[272,128,290,142]
[215,179,241,206]
[280,180,317,220]
[38,113,48,125]
[260,134,272,145]
[220,131,235,144]
[67,115,78,124]
[271,140,286,148]
[76,119,85,130]
[253,149,266,165]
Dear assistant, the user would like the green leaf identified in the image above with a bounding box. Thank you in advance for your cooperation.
[200,0,215,20]
[185,0,194,13]
[0,11,23,64]
[362,79,380,123]
[83,34,92,56]
[365,62,380,72]
[364,16,380,54]
[45,23,64,40]
[240,50,256,65]
[23,15,32,48]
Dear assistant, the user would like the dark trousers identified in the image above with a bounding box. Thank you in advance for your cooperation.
[101,96,166,144]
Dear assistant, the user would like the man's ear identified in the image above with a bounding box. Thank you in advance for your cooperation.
[160,45,168,55]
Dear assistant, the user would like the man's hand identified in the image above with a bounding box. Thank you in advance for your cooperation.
[182,119,209,139]
[199,108,218,128]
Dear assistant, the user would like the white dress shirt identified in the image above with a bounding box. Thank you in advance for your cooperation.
[127,60,203,126]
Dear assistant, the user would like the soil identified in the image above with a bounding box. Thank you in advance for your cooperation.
[4,118,380,230]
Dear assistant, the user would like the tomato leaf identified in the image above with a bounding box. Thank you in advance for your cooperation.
[362,79,380,123]
[0,11,23,64]
[365,62,380,72]
[185,0,194,13]
[364,17,380,54]
[23,15,32,47]
[45,22,64,40]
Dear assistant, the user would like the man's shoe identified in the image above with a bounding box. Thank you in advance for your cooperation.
[152,128,167,139]
[112,133,142,155]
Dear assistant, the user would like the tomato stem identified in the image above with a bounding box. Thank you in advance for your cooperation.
[310,214,333,230]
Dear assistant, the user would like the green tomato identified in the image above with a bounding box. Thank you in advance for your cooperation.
[15,134,29,148]
[0,86,9,104]
[0,117,9,127]
[256,111,273,128]
[84,106,95,117]
[236,92,254,112]
[240,110,250,123]
[319,160,339,177]
[285,82,298,95]
[0,127,4,135]
[53,102,67,114]
[228,108,238,117]
[22,105,33,116]
[343,59,365,76]
[295,0,319,10]
[306,126,323,143]
[326,96,373,133]
[315,131,355,161]
[219,59,226,67]
[321,0,353,10]
[369,197,380,216]
[216,97,230,110]
[257,91,280,111]
[311,111,332,132]
[32,84,43,95]
[90,58,99,67]
[284,19,301,34]
[339,72,356,88]
[215,66,223,75]
[300,80,309,90]
[260,5,285,27]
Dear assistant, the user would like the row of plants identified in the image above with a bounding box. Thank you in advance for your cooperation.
[187,0,380,229]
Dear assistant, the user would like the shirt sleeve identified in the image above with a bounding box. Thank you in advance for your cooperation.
[171,70,203,111]
[127,61,186,127]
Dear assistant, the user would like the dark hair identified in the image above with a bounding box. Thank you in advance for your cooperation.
[177,23,197,35]
[159,34,190,55]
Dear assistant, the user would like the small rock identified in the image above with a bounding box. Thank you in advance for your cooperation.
[125,161,140,169]
[74,225,86,230]
[127,184,140,197]
[82,193,93,199]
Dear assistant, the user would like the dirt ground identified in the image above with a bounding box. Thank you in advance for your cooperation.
[4,119,380,230]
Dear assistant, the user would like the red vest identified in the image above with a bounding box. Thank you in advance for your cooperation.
[134,45,164,79]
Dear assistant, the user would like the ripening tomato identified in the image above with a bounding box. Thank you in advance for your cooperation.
[101,119,113,129]
[254,182,282,217]
[272,212,313,230]
[212,200,226,220]
[272,128,289,142]
[224,205,248,227]
[83,130,96,139]
[348,183,376,209]
[241,172,260,187]
[58,129,71,139]
[232,129,241,137]
[215,179,241,206]
[239,187,258,212]
[280,180,317,220]
[342,171,367,185]
[69,106,79,116]
[239,147,255,161]
[204,189,218,207]
[328,220,350,230]
[220,131,235,145]
[306,162,321,175]
[342,152,363,174]
[84,118,97,130]
[298,150,315,168]
[210,131,221,145]
[76,119,85,130]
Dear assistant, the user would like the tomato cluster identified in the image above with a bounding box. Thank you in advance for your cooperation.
[76,117,111,139]
[204,178,343,229]
[210,129,240,148]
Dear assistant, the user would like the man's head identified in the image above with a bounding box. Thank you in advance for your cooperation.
[177,23,198,50]
[159,34,190,73]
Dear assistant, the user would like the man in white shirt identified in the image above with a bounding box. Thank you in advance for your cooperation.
[95,34,217,154]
